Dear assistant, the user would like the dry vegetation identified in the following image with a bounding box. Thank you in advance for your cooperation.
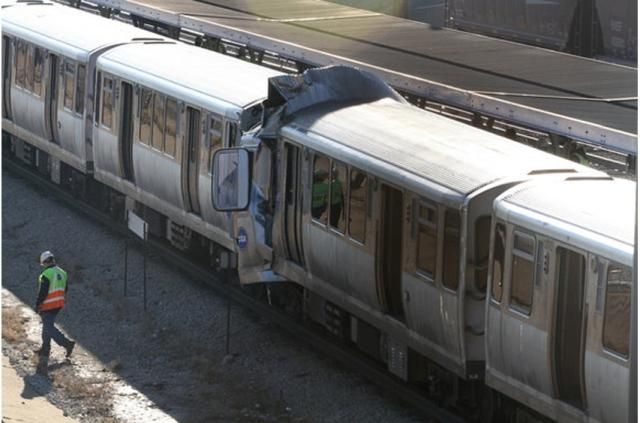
[2,294,118,421]
[52,368,115,418]
[2,305,28,344]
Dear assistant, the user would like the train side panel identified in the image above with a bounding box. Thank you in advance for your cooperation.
[2,2,163,174]
[486,177,634,422]
[584,255,631,423]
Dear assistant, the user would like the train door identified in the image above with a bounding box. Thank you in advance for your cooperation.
[377,184,405,321]
[283,143,304,265]
[2,36,12,120]
[45,53,59,144]
[552,246,587,409]
[119,81,134,182]
[183,106,201,215]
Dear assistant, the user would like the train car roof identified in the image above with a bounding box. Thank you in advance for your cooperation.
[282,98,595,202]
[495,177,636,263]
[98,43,282,111]
[1,2,162,61]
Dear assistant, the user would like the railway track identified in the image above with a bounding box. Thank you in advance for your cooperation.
[3,155,467,423]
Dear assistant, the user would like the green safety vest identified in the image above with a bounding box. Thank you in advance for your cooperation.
[312,180,342,207]
[38,266,67,311]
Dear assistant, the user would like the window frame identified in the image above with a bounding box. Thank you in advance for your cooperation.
[151,92,166,151]
[415,200,438,281]
[163,97,178,158]
[307,153,371,246]
[33,46,44,97]
[310,153,331,226]
[328,160,347,235]
[508,229,536,316]
[63,59,76,111]
[100,74,114,129]
[602,262,632,359]
[442,208,461,292]
[15,39,26,88]
[347,167,367,244]
[226,121,238,147]
[74,64,86,115]
[491,222,507,303]
[25,43,34,93]
[138,87,153,145]
[474,215,492,292]
[207,114,223,172]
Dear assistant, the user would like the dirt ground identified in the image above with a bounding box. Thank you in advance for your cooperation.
[3,350,77,422]
[2,169,423,422]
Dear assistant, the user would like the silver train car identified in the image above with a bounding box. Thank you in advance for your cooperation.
[93,42,280,250]
[2,2,635,421]
[2,0,280,256]
[212,69,636,421]
[2,0,159,173]
[487,177,635,422]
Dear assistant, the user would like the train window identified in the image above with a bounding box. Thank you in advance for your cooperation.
[33,47,44,97]
[311,154,330,224]
[209,116,223,160]
[475,216,491,292]
[227,122,238,147]
[63,61,75,111]
[207,117,223,174]
[253,144,272,207]
[139,88,152,144]
[514,233,535,252]
[595,259,606,312]
[101,76,113,129]
[15,41,26,88]
[164,98,177,157]
[416,203,437,278]
[442,209,460,291]
[510,231,535,314]
[209,117,223,149]
[491,223,506,302]
[152,92,165,151]
[25,44,34,93]
[75,65,85,115]
[329,161,347,233]
[95,72,101,123]
[348,168,367,243]
[602,263,632,358]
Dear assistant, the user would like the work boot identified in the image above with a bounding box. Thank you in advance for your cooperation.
[65,341,75,358]
[33,347,47,357]
[36,355,49,376]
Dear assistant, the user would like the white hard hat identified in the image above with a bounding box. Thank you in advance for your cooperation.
[40,251,55,266]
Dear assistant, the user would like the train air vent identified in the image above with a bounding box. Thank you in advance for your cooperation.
[527,169,577,175]
[564,175,613,181]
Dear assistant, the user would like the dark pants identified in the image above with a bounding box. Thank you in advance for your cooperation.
[40,309,72,356]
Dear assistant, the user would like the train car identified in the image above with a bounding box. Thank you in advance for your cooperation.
[1,0,165,175]
[211,67,602,391]
[446,0,637,64]
[92,42,281,251]
[2,0,282,261]
[486,176,635,422]
[4,3,635,419]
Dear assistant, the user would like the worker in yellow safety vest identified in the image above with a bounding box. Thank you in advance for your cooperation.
[35,251,75,366]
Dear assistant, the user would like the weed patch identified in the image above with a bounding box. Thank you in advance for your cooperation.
[2,306,27,344]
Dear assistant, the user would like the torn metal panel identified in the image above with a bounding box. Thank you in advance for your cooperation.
[260,65,406,138]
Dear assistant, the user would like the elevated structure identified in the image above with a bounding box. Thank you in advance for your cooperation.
[72,0,637,159]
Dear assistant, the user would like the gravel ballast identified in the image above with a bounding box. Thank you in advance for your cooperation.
[2,169,424,422]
